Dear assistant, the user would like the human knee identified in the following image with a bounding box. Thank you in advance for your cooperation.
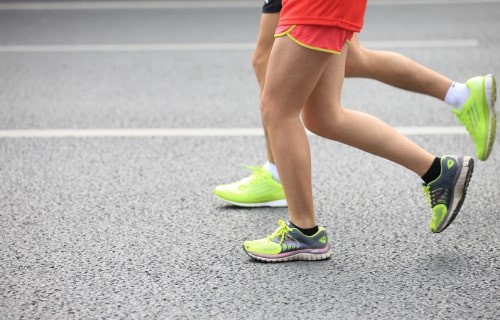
[301,107,329,136]
[252,48,269,74]
[302,107,344,139]
[301,109,319,135]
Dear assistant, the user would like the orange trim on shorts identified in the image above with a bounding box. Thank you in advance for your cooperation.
[275,24,353,54]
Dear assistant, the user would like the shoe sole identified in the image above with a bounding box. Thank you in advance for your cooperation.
[434,156,474,233]
[483,74,497,160]
[215,195,287,207]
[244,246,332,262]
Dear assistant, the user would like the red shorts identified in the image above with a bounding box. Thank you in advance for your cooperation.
[275,24,354,54]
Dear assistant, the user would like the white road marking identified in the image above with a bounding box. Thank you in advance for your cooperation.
[363,40,479,49]
[0,40,479,53]
[0,43,256,53]
[0,1,259,10]
[0,0,498,10]
[0,127,467,138]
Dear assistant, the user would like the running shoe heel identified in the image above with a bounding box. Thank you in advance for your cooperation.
[484,74,497,159]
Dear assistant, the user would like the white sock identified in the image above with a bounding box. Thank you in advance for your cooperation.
[444,82,470,110]
[263,161,280,182]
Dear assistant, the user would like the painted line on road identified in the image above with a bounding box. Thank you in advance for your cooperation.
[0,0,498,10]
[369,0,500,5]
[0,127,467,138]
[0,43,256,53]
[0,40,479,53]
[0,1,259,10]
[363,39,479,49]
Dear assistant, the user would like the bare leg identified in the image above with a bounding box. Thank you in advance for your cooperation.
[345,35,452,100]
[302,108,434,176]
[252,13,280,164]
[304,41,436,176]
[261,37,333,228]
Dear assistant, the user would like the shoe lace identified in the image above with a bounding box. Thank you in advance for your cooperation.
[266,220,292,244]
[238,164,267,185]
[422,184,449,207]
[453,108,474,137]
[242,164,265,173]
[422,185,432,207]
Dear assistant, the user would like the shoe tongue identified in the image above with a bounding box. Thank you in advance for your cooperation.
[286,220,295,228]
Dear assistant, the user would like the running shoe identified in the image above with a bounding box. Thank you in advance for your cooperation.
[453,74,497,161]
[243,220,332,262]
[214,164,287,207]
[422,155,474,233]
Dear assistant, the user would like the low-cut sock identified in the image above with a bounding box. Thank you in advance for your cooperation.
[444,82,470,110]
[263,160,281,182]
[421,157,442,184]
[289,221,319,236]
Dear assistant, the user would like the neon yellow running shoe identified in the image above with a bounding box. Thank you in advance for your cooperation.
[214,164,286,207]
[243,220,332,262]
[453,74,497,161]
[422,155,474,233]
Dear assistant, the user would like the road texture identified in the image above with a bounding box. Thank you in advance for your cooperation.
[0,0,499,319]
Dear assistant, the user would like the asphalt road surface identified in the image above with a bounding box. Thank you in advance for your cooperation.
[0,0,499,319]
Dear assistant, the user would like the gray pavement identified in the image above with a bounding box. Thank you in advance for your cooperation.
[0,1,499,319]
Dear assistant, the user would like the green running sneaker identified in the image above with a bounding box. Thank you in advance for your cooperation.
[453,74,497,161]
[214,164,286,207]
[243,220,332,262]
[422,155,474,233]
